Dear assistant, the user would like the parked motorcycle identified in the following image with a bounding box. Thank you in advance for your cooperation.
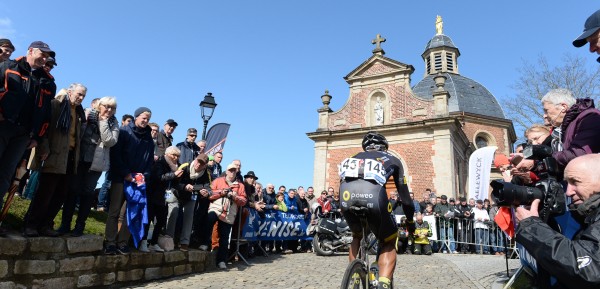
[309,203,377,256]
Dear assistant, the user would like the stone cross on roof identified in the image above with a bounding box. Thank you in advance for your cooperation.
[371,34,386,55]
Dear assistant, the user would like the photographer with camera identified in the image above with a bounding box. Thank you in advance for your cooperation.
[201,163,247,269]
[515,154,600,288]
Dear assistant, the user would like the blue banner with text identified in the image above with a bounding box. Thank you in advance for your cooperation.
[242,209,312,241]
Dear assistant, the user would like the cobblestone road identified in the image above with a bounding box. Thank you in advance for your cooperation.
[126,252,520,289]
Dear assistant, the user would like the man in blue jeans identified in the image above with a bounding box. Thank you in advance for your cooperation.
[434,195,457,253]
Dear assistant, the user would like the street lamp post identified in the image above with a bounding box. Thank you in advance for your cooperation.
[199,92,217,140]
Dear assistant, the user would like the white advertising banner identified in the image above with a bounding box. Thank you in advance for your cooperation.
[468,146,497,201]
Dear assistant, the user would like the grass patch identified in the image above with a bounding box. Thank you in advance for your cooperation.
[2,196,107,236]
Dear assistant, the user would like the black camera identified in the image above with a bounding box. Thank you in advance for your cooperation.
[490,145,565,221]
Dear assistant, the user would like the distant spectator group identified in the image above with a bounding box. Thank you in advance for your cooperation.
[390,189,508,256]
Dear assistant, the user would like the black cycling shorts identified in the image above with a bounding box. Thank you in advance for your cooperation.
[339,179,397,243]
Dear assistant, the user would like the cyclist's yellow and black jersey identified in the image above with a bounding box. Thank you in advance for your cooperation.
[338,150,415,243]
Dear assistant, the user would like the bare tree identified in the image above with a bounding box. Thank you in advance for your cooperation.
[503,54,600,137]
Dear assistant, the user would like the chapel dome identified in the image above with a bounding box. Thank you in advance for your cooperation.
[412,73,505,119]
[424,34,458,51]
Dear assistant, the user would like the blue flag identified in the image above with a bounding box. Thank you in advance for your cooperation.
[205,123,230,155]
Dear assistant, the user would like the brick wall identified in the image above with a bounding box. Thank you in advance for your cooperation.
[462,122,509,154]
[327,84,435,130]
[325,140,436,202]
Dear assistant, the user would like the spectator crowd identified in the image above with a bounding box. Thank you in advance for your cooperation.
[3,10,600,286]
[0,41,339,270]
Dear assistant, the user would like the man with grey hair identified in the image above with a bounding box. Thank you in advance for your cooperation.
[24,84,87,237]
[517,88,600,171]
[544,88,600,169]
[540,88,576,129]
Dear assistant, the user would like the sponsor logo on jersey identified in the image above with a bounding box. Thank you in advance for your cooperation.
[343,190,350,201]
[351,193,374,199]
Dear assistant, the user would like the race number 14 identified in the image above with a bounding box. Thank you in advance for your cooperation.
[364,159,385,185]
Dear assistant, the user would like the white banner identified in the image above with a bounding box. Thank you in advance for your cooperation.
[423,215,438,241]
[468,146,497,201]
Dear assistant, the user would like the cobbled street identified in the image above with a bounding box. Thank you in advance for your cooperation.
[126,252,520,289]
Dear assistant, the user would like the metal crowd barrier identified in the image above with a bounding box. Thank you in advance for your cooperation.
[423,215,517,256]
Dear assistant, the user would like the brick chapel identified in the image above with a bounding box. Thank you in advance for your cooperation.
[306,17,516,200]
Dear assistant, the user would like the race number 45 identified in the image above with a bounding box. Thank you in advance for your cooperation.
[339,158,361,178]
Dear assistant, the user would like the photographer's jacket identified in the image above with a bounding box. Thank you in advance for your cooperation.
[516,196,600,288]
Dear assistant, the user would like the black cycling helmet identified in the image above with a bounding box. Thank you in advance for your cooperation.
[362,131,388,151]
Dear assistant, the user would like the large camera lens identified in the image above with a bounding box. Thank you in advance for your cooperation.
[490,180,544,207]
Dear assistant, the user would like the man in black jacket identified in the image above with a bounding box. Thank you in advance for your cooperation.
[0,41,54,235]
[516,154,600,288]
[176,128,200,165]
[455,197,473,254]
[156,119,177,157]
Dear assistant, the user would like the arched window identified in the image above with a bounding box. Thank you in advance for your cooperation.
[475,136,488,148]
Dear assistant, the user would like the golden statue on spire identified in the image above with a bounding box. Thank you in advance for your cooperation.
[436,15,443,35]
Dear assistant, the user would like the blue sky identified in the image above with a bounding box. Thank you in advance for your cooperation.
[1,1,598,190]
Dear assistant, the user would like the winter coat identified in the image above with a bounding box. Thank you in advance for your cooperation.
[0,56,52,143]
[414,220,432,244]
[276,199,287,212]
[553,98,600,168]
[147,156,184,206]
[29,93,84,174]
[455,204,473,219]
[284,193,298,213]
[263,190,277,210]
[208,176,247,224]
[176,140,200,165]
[108,122,155,183]
[155,130,172,157]
[79,110,119,172]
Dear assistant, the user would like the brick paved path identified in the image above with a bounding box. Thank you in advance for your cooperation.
[126,252,520,289]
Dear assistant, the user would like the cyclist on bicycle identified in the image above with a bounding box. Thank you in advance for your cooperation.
[339,131,415,289]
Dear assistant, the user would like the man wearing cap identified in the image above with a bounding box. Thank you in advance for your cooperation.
[243,171,261,211]
[156,119,178,157]
[189,153,212,249]
[104,107,154,255]
[0,41,55,230]
[0,38,15,62]
[231,170,258,257]
[203,163,247,269]
[434,194,457,253]
[176,128,201,165]
[574,9,600,62]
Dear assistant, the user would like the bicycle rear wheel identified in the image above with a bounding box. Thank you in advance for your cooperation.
[340,259,368,289]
